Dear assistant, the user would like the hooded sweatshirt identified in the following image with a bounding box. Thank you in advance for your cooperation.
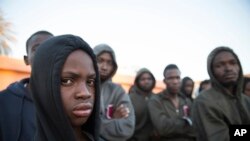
[148,89,195,141]
[180,77,194,102]
[30,35,101,141]
[128,68,156,141]
[0,78,35,141]
[93,44,135,141]
[192,47,250,141]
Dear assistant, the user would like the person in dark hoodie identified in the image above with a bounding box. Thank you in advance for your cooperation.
[30,35,101,141]
[0,30,53,141]
[192,46,250,141]
[198,79,211,93]
[148,64,195,141]
[243,77,250,97]
[128,68,156,141]
[180,76,195,102]
[93,44,135,141]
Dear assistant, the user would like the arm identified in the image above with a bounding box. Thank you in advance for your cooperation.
[192,98,229,141]
[100,87,135,141]
[148,96,191,138]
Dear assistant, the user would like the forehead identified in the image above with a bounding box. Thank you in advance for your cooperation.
[65,50,93,66]
[165,68,180,77]
[213,51,236,64]
[185,80,193,84]
[28,34,53,48]
[140,72,152,78]
[98,52,112,60]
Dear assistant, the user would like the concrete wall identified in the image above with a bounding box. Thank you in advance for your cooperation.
[0,56,165,93]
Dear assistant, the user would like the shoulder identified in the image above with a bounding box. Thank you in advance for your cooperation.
[148,94,162,104]
[104,81,125,91]
[0,82,18,98]
[195,88,219,102]
[193,88,228,115]
[241,94,250,106]
[106,82,126,94]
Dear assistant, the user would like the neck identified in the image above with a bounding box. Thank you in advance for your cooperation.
[74,127,87,141]
[139,88,151,96]
[226,85,236,95]
[167,89,178,98]
[222,82,237,95]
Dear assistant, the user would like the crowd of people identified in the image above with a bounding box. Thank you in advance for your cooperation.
[0,30,250,141]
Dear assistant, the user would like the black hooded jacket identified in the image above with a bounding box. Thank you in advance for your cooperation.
[192,47,250,141]
[30,35,100,141]
[0,78,35,141]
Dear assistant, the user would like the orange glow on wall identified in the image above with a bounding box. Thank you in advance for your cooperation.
[0,56,165,93]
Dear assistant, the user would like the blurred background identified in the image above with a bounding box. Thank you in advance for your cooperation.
[1,0,250,93]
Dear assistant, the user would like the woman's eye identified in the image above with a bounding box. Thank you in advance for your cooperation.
[61,78,73,86]
[87,79,95,87]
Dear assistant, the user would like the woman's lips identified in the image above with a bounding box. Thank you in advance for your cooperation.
[72,103,92,117]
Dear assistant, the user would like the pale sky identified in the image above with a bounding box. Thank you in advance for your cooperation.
[1,0,250,81]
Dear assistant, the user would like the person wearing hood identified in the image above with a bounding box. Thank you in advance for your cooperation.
[192,46,250,141]
[30,35,101,141]
[128,68,156,141]
[148,64,195,141]
[0,30,53,141]
[93,44,135,141]
[243,77,250,97]
[180,76,195,102]
[198,79,211,94]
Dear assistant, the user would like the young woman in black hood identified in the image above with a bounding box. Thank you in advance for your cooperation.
[30,35,101,141]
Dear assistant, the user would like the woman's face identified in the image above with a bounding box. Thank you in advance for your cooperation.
[184,80,194,95]
[60,50,96,128]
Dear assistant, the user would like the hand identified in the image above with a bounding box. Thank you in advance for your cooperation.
[182,116,193,126]
[113,104,130,119]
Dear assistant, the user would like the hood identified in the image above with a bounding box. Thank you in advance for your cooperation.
[30,35,100,141]
[134,68,156,92]
[180,76,194,97]
[7,78,30,99]
[207,46,243,97]
[93,44,118,79]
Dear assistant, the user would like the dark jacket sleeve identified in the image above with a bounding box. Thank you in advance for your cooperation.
[147,96,192,138]
[192,98,229,141]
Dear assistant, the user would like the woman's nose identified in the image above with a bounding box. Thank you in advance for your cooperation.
[76,82,91,99]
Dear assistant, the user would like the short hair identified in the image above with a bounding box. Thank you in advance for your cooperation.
[163,64,179,77]
[198,79,211,92]
[26,30,53,53]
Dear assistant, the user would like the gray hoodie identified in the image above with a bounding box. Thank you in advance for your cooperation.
[192,46,250,141]
[93,44,135,141]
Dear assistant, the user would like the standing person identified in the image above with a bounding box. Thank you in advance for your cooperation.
[30,35,101,141]
[195,79,211,97]
[128,68,156,141]
[148,64,195,141]
[243,77,250,97]
[0,30,53,141]
[198,79,211,93]
[192,46,250,141]
[180,76,194,102]
[93,44,135,141]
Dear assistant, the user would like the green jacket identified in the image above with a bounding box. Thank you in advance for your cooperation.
[148,90,195,141]
[128,68,156,141]
[192,47,250,141]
